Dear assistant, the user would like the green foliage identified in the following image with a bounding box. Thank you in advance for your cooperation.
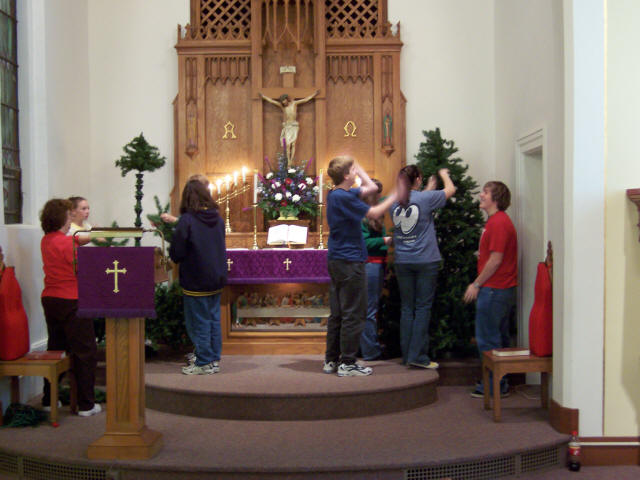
[416,128,484,358]
[146,195,175,246]
[145,281,189,351]
[2,403,48,428]
[115,133,166,177]
[90,221,130,247]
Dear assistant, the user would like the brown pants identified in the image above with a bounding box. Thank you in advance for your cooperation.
[41,297,97,411]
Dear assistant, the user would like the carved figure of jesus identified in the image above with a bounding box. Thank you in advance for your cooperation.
[260,90,319,166]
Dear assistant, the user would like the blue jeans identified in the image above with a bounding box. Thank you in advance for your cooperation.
[475,286,516,354]
[395,261,440,365]
[360,262,383,360]
[183,294,222,365]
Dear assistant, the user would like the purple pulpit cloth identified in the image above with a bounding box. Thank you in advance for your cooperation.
[226,249,329,284]
[77,247,156,318]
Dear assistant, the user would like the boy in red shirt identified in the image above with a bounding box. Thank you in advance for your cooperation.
[463,181,517,397]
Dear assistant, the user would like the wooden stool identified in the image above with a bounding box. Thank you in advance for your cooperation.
[0,356,77,424]
[482,350,552,422]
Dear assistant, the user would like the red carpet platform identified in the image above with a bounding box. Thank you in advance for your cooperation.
[0,355,573,480]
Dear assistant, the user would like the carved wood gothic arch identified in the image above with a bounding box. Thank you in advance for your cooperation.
[173,0,406,236]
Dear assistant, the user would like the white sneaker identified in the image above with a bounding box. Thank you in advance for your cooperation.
[212,361,220,373]
[182,363,216,375]
[322,361,338,374]
[42,400,62,412]
[337,363,373,377]
[78,403,102,417]
[185,352,196,365]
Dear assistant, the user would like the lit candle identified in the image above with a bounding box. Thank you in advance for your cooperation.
[208,183,214,198]
[242,166,248,184]
[318,169,323,203]
[216,179,222,197]
[253,170,258,204]
[233,171,238,186]
[225,175,231,191]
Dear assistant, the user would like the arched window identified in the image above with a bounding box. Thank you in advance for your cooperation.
[0,0,20,224]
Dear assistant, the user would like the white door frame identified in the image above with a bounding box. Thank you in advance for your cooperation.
[515,126,548,347]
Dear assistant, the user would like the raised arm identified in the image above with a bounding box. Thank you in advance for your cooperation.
[354,163,378,198]
[366,192,397,220]
[260,92,282,108]
[439,168,457,199]
[294,89,320,105]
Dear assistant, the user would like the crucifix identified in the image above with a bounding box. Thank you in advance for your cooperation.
[105,260,127,293]
[227,258,234,272]
[260,66,319,167]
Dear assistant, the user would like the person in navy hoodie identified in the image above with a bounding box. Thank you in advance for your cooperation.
[170,179,227,375]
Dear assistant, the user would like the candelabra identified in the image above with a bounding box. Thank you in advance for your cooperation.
[251,203,259,250]
[317,202,325,249]
[216,183,251,234]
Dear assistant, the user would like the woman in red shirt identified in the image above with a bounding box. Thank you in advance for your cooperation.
[40,199,101,417]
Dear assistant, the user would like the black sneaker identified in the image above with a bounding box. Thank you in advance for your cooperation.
[470,385,510,398]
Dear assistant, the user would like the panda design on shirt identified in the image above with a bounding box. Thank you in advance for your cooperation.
[392,204,420,235]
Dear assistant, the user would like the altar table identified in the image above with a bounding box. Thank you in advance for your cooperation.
[222,249,329,354]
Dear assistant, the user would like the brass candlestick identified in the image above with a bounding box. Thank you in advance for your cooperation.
[251,203,259,250]
[317,202,325,249]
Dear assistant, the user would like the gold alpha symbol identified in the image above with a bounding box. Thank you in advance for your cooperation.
[283,258,292,271]
[105,260,127,293]
[343,121,357,137]
[227,258,234,272]
[222,121,237,139]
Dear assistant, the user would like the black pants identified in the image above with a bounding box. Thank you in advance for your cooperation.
[41,297,97,411]
[325,260,366,365]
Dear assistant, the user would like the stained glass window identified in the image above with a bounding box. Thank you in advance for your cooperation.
[0,0,20,224]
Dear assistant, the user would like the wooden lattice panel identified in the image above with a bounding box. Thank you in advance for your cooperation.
[325,0,380,39]
[199,0,252,40]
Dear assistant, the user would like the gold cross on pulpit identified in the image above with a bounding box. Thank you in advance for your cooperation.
[227,258,234,272]
[283,258,292,271]
[105,260,127,293]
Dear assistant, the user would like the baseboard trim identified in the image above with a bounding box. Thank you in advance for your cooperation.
[581,437,640,465]
[549,398,579,434]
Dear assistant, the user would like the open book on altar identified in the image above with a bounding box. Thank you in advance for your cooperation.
[267,224,308,246]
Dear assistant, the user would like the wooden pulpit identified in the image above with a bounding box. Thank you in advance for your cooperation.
[77,241,166,460]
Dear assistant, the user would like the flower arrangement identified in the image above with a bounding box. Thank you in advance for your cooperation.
[257,156,319,220]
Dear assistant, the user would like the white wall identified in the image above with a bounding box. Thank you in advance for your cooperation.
[388,0,495,186]
[604,0,640,436]
[493,0,566,399]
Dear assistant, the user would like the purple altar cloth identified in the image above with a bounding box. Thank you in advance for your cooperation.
[77,247,156,318]
[226,249,329,284]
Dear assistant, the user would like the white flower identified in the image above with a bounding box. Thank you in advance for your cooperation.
[288,168,296,174]
[274,193,283,201]
[305,177,313,185]
[313,185,319,193]
[285,191,292,198]
[275,181,281,188]
[266,172,274,179]
[292,194,301,203]
[271,183,276,190]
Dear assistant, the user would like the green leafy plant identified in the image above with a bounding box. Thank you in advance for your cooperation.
[115,133,166,245]
[145,281,189,351]
[146,195,175,247]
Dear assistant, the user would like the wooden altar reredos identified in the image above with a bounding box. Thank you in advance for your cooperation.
[173,0,406,232]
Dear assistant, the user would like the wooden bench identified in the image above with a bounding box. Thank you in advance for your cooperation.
[482,350,552,422]
[0,356,77,424]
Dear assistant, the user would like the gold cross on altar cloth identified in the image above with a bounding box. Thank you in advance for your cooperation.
[283,258,292,271]
[105,260,127,293]
[227,258,234,272]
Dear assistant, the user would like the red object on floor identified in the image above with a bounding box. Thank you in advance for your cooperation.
[0,267,30,360]
[528,262,552,356]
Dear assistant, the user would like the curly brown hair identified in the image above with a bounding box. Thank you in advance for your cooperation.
[40,199,72,233]
[484,181,511,211]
